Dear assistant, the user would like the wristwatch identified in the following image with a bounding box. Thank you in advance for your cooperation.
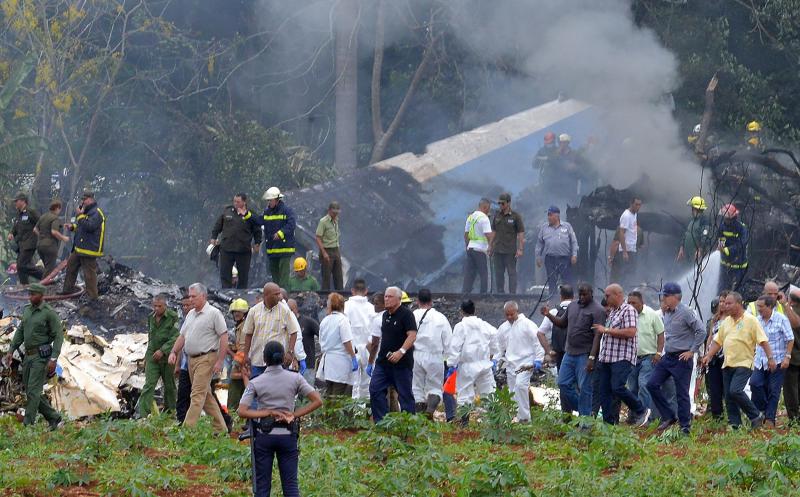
[588,355,595,361]
[399,348,407,355]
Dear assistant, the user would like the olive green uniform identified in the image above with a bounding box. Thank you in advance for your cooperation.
[286,274,321,293]
[36,211,63,277]
[139,309,180,416]
[12,207,42,284]
[8,302,63,426]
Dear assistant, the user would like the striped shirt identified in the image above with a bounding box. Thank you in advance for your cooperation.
[243,300,299,367]
[599,303,638,364]
[754,311,794,369]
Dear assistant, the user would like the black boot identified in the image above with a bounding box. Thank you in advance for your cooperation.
[425,394,441,419]
[415,402,427,414]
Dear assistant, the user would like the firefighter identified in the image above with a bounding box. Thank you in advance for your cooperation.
[211,193,261,289]
[286,257,320,292]
[533,131,558,180]
[8,192,42,284]
[61,191,106,299]
[676,196,712,264]
[687,124,701,147]
[227,298,251,412]
[717,203,749,293]
[745,121,764,151]
[262,187,296,289]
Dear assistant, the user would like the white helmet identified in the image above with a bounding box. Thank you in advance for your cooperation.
[558,133,571,143]
[263,186,283,201]
[693,124,702,134]
[206,243,215,256]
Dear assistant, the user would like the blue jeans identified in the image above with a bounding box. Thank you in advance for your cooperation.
[647,353,693,429]
[253,433,299,497]
[369,364,415,423]
[544,255,574,301]
[723,367,760,427]
[628,355,676,419]
[557,353,594,416]
[597,360,644,424]
[249,366,268,409]
[750,367,786,422]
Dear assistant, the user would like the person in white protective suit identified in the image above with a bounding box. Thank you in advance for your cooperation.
[496,301,545,422]
[344,278,375,399]
[446,300,498,418]
[412,289,452,418]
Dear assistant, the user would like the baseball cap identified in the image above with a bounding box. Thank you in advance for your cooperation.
[547,205,560,214]
[328,201,340,212]
[28,283,47,295]
[498,193,511,203]
[14,192,28,202]
[659,282,682,296]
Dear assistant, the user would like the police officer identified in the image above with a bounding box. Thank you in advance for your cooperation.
[717,203,749,293]
[61,191,106,299]
[4,283,64,428]
[8,192,42,284]
[261,187,297,289]
[211,193,262,289]
[138,294,180,417]
[238,341,322,497]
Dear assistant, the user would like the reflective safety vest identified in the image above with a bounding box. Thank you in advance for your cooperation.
[747,301,785,316]
[262,201,296,258]
[73,203,106,257]
[719,220,748,268]
[467,212,488,243]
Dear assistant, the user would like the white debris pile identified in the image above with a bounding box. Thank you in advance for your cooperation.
[49,325,149,418]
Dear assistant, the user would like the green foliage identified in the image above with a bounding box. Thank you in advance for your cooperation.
[476,388,528,444]
[306,396,372,430]
[456,459,533,497]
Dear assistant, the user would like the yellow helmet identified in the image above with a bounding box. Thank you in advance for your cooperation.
[747,136,760,147]
[401,291,413,304]
[229,298,249,313]
[746,121,761,132]
[687,196,707,211]
[293,257,308,272]
[687,135,698,144]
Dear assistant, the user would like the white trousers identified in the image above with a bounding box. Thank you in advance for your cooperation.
[352,346,372,400]
[412,351,444,403]
[506,366,533,421]
[456,361,496,406]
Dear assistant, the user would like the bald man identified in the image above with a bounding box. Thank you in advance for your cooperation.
[242,282,299,380]
[746,281,800,329]
[592,284,650,426]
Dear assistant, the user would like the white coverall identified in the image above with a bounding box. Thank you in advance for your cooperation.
[446,315,498,406]
[316,311,355,385]
[496,315,545,421]
[412,307,452,403]
[344,295,375,399]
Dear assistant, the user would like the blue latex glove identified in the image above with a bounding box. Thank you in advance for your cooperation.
[298,359,307,375]
[351,356,359,372]
[366,363,374,377]
[492,359,498,372]
[533,360,542,371]
[445,366,456,379]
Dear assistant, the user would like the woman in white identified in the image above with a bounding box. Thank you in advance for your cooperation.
[316,292,358,397]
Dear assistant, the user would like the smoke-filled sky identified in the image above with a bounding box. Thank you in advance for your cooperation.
[248,0,705,211]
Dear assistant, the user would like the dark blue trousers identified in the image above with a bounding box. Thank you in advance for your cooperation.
[750,367,786,422]
[723,367,760,428]
[597,360,644,424]
[369,364,415,422]
[544,255,574,301]
[647,353,693,429]
[253,433,299,497]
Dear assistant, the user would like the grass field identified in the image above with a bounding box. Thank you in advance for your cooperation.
[2,390,799,496]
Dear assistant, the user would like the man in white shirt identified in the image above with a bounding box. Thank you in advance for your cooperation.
[344,278,376,400]
[412,289,452,418]
[497,301,545,422]
[462,198,495,294]
[610,196,642,286]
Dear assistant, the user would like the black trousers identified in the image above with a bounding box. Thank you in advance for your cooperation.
[254,433,299,497]
[462,249,488,294]
[219,250,251,289]
[17,248,43,284]
[493,253,518,294]
[784,364,800,422]
[706,359,725,420]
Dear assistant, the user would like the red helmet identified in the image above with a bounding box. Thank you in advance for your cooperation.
[543,131,556,144]
[719,203,739,219]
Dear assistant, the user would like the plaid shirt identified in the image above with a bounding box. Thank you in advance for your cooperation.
[754,311,794,369]
[599,302,638,364]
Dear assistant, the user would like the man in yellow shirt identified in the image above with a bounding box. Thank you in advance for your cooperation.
[702,292,775,430]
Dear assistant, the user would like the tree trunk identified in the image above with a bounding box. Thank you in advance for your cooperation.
[334,0,359,172]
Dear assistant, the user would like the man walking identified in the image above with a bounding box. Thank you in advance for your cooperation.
[344,278,375,400]
[645,283,706,433]
[9,193,42,284]
[211,193,261,289]
[367,287,417,422]
[463,198,494,294]
[242,283,299,379]
[625,291,665,421]
[540,283,605,417]
[139,294,180,417]
[535,206,578,301]
[35,200,69,278]
[537,284,574,412]
[62,191,106,299]
[261,187,296,288]
[491,193,525,294]
[701,292,774,429]
[496,301,544,422]
[411,289,452,418]
[4,283,63,428]
[750,295,794,427]
[316,202,344,291]
[168,283,229,433]
[610,197,642,287]
[593,284,650,426]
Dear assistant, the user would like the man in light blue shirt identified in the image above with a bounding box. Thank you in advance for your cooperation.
[751,295,794,426]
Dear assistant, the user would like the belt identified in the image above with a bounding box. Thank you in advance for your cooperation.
[665,350,690,357]
[637,354,654,360]
[189,350,217,358]
[25,346,42,355]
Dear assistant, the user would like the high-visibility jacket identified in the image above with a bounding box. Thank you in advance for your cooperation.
[718,219,748,269]
[747,301,785,317]
[466,211,489,244]
[261,201,296,258]
[72,202,106,257]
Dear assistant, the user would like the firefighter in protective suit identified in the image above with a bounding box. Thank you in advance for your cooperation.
[677,196,712,264]
[717,203,749,293]
[745,121,764,151]
[445,300,498,422]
